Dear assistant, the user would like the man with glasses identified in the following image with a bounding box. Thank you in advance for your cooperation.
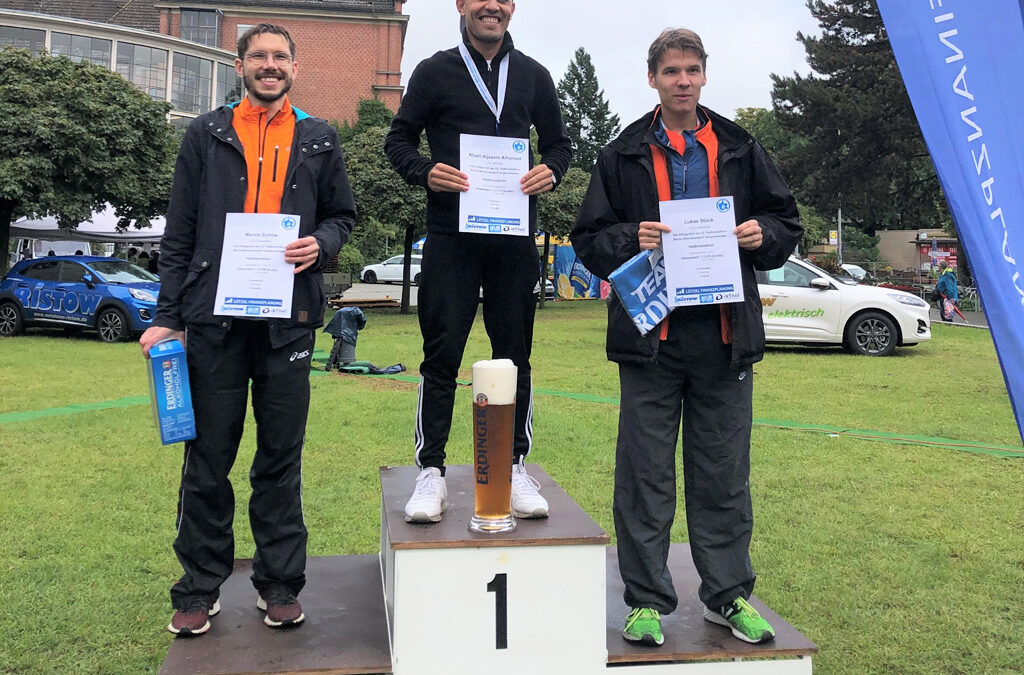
[140,23,355,636]
[385,0,571,524]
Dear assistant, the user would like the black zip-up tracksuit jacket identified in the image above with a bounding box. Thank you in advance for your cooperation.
[384,31,572,234]
[155,103,355,348]
[571,107,803,369]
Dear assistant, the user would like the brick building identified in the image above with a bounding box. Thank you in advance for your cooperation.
[1,0,407,124]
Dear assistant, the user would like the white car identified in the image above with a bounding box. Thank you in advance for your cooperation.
[757,257,931,356]
[361,255,422,285]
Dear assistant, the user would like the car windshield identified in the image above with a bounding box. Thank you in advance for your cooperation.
[89,260,158,283]
[797,258,856,284]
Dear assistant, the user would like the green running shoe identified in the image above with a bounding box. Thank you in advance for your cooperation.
[623,607,664,646]
[703,597,776,644]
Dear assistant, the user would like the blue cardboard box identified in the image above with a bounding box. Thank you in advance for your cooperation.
[147,339,196,445]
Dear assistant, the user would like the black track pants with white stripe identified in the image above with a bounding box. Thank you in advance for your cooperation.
[414,232,538,470]
[170,320,312,609]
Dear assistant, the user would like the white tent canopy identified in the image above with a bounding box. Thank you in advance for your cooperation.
[10,204,165,244]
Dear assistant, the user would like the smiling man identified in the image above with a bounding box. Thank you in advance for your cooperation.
[140,23,355,637]
[385,0,571,524]
[571,29,802,647]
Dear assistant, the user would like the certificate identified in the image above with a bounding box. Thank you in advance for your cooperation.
[213,213,300,317]
[660,196,745,307]
[458,133,530,236]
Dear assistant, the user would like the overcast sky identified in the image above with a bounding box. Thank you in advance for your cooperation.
[399,1,821,125]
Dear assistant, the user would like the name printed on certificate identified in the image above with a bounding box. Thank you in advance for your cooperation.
[458,133,530,236]
[214,213,300,318]
[660,196,745,307]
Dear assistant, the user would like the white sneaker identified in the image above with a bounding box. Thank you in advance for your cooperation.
[511,463,548,518]
[404,467,447,523]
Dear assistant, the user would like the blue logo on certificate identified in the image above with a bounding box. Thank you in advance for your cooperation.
[281,217,297,230]
[699,294,715,303]
[512,140,527,153]
[716,199,731,213]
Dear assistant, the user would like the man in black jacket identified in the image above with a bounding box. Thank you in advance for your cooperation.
[140,24,355,636]
[385,0,571,523]
[571,29,802,647]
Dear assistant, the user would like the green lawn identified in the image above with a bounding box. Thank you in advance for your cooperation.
[1,302,1022,674]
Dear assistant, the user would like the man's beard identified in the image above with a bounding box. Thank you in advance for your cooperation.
[244,69,293,104]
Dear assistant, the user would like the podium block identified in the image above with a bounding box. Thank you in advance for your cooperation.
[160,466,816,674]
[379,465,610,675]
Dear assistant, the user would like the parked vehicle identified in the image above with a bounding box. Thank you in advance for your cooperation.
[0,256,159,342]
[9,239,93,267]
[757,257,931,356]
[361,255,423,285]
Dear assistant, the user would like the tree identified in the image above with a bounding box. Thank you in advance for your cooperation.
[339,124,426,313]
[336,97,395,144]
[0,48,176,273]
[769,0,950,238]
[536,167,589,308]
[557,48,620,172]
[733,107,827,254]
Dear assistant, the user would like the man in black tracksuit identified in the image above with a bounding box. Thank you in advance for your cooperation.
[385,0,571,522]
[141,24,355,636]
[571,29,802,646]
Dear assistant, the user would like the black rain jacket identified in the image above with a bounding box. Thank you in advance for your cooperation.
[154,103,356,348]
[570,107,803,369]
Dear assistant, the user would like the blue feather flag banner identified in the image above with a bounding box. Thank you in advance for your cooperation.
[878,0,1024,444]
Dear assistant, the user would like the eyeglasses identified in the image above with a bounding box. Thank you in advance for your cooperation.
[243,51,293,64]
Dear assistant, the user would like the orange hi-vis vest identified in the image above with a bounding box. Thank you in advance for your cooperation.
[648,107,732,345]
[234,96,296,214]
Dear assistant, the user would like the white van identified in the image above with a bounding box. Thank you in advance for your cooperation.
[10,239,93,266]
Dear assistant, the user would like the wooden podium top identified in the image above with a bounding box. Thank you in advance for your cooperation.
[160,555,391,675]
[606,544,818,664]
[380,464,609,550]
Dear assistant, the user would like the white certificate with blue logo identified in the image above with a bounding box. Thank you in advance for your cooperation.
[458,133,530,236]
[660,196,745,307]
[214,212,300,317]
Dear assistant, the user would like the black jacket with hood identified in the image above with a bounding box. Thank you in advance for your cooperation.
[154,102,355,348]
[570,107,802,369]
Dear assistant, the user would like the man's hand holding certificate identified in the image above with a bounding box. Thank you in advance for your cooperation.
[660,196,747,307]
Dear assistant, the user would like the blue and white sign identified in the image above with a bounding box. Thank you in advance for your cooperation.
[879,0,1024,443]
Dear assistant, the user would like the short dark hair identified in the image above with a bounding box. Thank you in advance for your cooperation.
[237,23,296,60]
[647,28,707,74]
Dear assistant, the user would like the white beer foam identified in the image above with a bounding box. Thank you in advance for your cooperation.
[472,359,518,406]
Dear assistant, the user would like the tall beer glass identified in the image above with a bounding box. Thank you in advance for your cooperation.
[469,359,517,534]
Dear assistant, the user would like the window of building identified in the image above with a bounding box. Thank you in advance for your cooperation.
[116,43,168,101]
[171,53,212,114]
[236,24,254,41]
[50,33,112,67]
[0,26,45,55]
[215,62,243,106]
[181,10,219,47]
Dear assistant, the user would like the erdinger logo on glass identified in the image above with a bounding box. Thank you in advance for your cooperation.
[511,140,527,153]
[281,217,297,230]
[716,199,732,213]
[476,393,489,407]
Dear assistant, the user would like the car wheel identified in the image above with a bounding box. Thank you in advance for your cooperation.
[363,270,377,284]
[413,273,422,286]
[845,311,897,356]
[96,307,129,343]
[0,302,24,337]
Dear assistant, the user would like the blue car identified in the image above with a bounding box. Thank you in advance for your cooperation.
[0,256,159,342]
